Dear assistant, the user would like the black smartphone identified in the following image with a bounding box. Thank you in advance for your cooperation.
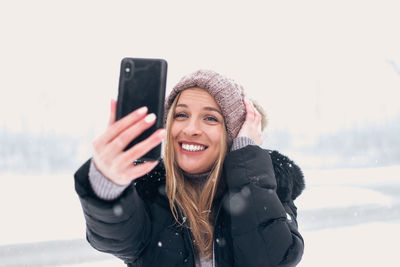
[116,57,167,162]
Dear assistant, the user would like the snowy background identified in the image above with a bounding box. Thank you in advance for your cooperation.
[1,0,399,266]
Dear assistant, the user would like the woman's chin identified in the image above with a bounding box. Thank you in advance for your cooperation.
[177,160,209,174]
[180,166,204,174]
[174,146,217,174]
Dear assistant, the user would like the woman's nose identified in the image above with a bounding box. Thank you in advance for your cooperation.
[182,119,202,136]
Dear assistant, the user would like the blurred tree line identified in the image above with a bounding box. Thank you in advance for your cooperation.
[1,114,399,173]
[310,117,400,167]
[0,129,84,173]
[266,114,400,169]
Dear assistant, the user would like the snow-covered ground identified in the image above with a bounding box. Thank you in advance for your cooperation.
[296,166,399,216]
[0,165,399,266]
[298,222,399,267]
[297,166,400,266]
[0,171,87,245]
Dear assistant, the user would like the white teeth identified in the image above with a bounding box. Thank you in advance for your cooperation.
[182,143,206,152]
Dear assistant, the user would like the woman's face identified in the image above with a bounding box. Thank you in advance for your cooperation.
[171,88,224,174]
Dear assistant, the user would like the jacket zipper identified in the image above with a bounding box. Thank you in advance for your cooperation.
[178,193,224,267]
[184,223,197,265]
[177,206,196,266]
[212,198,224,267]
[182,201,223,267]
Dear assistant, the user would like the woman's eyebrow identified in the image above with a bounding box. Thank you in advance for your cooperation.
[203,107,222,116]
[176,103,222,116]
[176,104,188,108]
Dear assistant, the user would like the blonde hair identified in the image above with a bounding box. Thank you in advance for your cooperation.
[163,91,227,259]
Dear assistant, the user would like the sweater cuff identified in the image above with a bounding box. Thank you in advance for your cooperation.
[88,160,129,200]
[230,136,256,151]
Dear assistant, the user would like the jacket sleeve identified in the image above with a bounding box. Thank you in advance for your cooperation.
[223,145,304,267]
[74,159,151,263]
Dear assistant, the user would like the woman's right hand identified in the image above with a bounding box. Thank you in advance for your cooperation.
[92,99,166,186]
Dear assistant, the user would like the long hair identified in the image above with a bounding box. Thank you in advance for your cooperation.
[163,91,228,259]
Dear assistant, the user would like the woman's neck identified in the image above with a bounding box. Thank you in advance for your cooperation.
[182,170,211,188]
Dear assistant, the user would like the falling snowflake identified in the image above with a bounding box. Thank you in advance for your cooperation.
[112,205,123,216]
[240,186,251,197]
[223,193,247,215]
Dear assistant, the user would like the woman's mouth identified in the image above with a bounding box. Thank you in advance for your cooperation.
[179,142,208,152]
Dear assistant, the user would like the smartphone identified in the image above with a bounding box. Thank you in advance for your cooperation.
[116,57,167,162]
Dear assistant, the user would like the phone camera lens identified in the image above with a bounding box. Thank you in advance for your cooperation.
[123,60,134,80]
[124,62,133,79]
[125,62,132,73]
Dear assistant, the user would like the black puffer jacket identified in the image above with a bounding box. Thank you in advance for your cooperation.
[74,145,305,267]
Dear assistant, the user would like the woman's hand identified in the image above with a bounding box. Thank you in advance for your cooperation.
[92,99,166,185]
[237,98,263,146]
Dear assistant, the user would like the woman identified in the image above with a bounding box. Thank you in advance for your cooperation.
[74,70,305,267]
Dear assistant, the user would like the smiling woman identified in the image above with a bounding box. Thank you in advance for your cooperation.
[74,70,305,267]
[164,87,228,261]
[171,88,225,174]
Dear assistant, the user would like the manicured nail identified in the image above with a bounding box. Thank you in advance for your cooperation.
[137,106,148,115]
[144,113,156,123]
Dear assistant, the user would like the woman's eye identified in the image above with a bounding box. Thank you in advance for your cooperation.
[174,113,187,119]
[205,116,218,122]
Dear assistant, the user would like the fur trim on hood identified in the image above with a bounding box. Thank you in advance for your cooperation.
[268,150,305,201]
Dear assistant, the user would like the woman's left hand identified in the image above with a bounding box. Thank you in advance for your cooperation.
[237,98,263,146]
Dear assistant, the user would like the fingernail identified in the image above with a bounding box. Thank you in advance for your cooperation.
[144,113,156,123]
[137,106,148,115]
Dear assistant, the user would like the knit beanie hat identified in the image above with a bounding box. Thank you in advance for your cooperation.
[164,70,246,145]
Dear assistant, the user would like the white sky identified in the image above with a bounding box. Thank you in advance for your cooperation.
[1,0,399,138]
